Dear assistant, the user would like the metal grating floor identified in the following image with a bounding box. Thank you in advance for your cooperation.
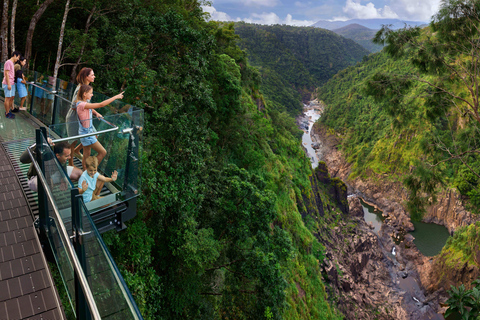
[3,138,39,218]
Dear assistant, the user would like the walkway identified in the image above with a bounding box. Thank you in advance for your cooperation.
[0,107,64,319]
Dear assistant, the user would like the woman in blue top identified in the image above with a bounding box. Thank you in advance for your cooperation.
[13,57,27,112]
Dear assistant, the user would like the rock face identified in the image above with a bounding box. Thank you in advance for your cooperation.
[321,194,448,319]
[309,122,453,318]
[296,153,443,319]
[319,197,408,319]
[424,189,479,233]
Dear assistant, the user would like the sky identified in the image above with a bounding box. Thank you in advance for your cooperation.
[201,0,442,26]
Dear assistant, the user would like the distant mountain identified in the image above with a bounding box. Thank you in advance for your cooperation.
[234,22,370,114]
[332,24,383,53]
[311,18,427,31]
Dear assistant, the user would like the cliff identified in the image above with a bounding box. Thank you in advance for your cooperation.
[296,154,448,318]
[310,121,467,316]
[296,161,409,319]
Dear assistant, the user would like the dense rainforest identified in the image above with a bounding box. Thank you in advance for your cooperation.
[318,0,480,313]
[319,7,480,218]
[234,23,369,115]
[1,0,362,319]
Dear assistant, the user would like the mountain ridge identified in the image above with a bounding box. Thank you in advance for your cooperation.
[311,18,427,31]
[234,22,369,114]
[332,23,383,53]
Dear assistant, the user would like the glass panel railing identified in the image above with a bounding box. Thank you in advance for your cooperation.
[1,67,136,126]
[31,128,142,319]
[37,131,74,217]
[79,200,141,319]
[47,110,143,211]
[30,131,100,319]
[35,132,76,314]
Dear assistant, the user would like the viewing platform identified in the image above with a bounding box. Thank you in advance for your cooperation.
[0,67,144,319]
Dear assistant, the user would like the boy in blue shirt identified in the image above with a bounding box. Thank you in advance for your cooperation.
[78,156,117,202]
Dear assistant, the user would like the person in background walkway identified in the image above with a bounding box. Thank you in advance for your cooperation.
[33,78,46,117]
[2,51,21,119]
[41,79,54,118]
[13,56,28,112]
[20,141,82,192]
[78,156,117,203]
[66,67,98,166]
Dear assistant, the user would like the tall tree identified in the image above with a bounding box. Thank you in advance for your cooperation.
[69,4,95,81]
[1,0,8,62]
[10,0,16,53]
[68,1,116,82]
[25,0,56,62]
[52,0,70,88]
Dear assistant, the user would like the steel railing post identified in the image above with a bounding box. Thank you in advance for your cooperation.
[30,73,37,115]
[71,188,92,320]
[36,128,49,239]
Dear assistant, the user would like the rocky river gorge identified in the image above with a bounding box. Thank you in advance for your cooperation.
[296,100,480,319]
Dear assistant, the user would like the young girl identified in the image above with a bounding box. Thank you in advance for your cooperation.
[75,84,124,170]
[67,67,97,166]
[78,156,118,203]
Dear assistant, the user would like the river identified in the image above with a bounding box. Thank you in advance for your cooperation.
[301,101,448,319]
[301,102,450,257]
[300,103,322,169]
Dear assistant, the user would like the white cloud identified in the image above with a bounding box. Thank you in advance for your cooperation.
[244,0,279,7]
[242,12,315,26]
[244,12,280,24]
[243,12,282,24]
[340,0,398,19]
[389,0,441,21]
[337,0,441,21]
[202,5,233,21]
[202,5,315,26]
[284,14,316,26]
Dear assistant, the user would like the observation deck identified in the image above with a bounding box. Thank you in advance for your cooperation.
[0,69,144,319]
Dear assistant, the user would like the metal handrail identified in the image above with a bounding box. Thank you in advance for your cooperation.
[27,147,101,320]
[28,81,72,104]
[51,122,119,143]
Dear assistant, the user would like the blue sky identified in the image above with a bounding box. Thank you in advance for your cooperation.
[202,0,441,26]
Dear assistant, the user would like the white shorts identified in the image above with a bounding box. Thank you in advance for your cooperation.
[28,176,38,192]
[67,166,74,177]
[28,166,74,192]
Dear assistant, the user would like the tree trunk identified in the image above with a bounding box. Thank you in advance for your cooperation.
[25,0,55,63]
[10,0,16,53]
[52,0,70,89]
[70,5,95,82]
[1,0,9,62]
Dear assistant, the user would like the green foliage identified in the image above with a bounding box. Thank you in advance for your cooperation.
[446,280,480,319]
[318,52,422,179]
[403,163,444,221]
[440,222,480,269]
[102,214,161,318]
